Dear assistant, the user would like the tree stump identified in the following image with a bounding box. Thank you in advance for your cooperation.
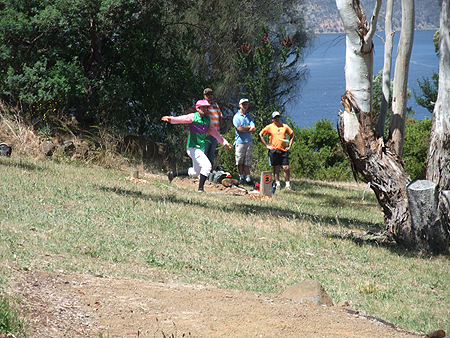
[407,180,449,253]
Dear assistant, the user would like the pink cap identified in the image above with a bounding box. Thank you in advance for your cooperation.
[195,99,211,108]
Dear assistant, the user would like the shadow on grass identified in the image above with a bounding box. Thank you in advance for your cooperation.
[98,183,450,257]
[296,179,376,202]
[324,227,450,258]
[97,182,382,234]
[0,157,45,171]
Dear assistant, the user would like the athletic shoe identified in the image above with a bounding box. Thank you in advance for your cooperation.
[198,189,205,193]
[167,171,174,183]
[286,185,293,191]
[238,178,245,185]
[246,179,253,186]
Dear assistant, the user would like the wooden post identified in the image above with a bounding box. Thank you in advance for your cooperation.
[131,170,139,179]
[260,171,272,197]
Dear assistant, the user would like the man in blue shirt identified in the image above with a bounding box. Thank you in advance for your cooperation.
[233,98,256,185]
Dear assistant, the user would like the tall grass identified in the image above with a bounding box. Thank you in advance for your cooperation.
[1,156,449,335]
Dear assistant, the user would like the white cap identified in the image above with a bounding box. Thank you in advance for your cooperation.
[272,111,281,118]
[239,98,249,105]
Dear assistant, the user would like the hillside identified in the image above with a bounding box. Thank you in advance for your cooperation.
[300,0,439,33]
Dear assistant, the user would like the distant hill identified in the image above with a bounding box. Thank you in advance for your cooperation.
[300,0,439,34]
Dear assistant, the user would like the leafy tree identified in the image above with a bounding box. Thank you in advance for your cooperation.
[0,0,203,136]
[414,71,439,114]
[0,0,89,122]
[96,0,204,136]
[233,27,307,132]
[0,0,313,156]
[183,0,312,117]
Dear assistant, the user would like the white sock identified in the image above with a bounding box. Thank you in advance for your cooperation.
[286,181,290,187]
[246,175,251,182]
[276,181,281,187]
[240,174,244,180]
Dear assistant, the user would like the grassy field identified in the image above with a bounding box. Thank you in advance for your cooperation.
[1,156,449,335]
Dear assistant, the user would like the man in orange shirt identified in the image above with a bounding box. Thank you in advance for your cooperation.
[258,111,295,191]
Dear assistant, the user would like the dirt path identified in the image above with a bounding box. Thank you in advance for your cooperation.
[9,269,424,338]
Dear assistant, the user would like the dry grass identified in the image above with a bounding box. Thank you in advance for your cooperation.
[0,112,137,170]
[1,113,450,335]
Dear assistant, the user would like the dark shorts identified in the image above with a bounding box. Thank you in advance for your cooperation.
[269,149,289,167]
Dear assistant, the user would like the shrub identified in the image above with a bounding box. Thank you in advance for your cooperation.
[217,118,353,181]
[403,117,432,180]
[289,119,352,181]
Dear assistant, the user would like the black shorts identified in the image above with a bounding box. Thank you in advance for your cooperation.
[269,149,289,167]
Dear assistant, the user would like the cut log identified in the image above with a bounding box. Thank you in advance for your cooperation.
[407,180,449,253]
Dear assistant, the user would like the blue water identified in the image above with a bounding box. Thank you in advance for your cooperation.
[287,30,439,129]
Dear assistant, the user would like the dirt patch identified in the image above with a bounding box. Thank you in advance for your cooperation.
[8,269,423,338]
[127,174,272,200]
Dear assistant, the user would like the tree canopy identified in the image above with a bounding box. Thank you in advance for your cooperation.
[0,0,312,140]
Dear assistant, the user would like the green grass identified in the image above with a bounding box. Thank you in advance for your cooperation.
[0,291,27,336]
[1,156,449,335]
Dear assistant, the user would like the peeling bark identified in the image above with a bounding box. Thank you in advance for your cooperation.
[336,0,449,253]
[336,0,412,244]
[338,91,411,243]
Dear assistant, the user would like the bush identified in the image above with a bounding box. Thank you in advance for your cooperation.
[216,128,238,174]
[187,116,432,182]
[217,118,353,181]
[288,119,352,181]
[403,117,432,180]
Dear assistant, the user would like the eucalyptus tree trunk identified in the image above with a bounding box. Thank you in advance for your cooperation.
[336,0,413,244]
[424,0,450,249]
[388,0,415,156]
[428,0,450,191]
[375,0,394,137]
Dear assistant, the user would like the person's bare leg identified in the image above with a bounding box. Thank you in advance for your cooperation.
[238,163,245,176]
[283,165,290,182]
[274,165,281,183]
[284,165,291,189]
[244,165,251,176]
